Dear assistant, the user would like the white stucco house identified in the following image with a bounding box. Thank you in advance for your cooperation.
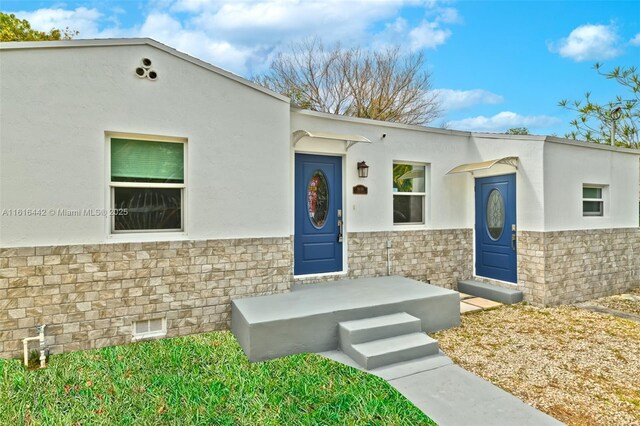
[0,38,638,358]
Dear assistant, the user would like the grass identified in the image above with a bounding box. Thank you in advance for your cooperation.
[0,331,434,425]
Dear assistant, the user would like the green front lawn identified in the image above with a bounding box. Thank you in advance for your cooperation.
[0,331,434,425]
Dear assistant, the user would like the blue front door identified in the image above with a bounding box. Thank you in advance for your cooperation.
[475,174,517,283]
[294,154,343,275]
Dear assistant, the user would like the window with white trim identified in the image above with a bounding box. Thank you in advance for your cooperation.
[582,185,604,217]
[110,137,185,233]
[393,162,426,224]
[132,318,166,340]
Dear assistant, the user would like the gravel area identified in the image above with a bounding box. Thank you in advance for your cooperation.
[434,303,640,426]
[588,288,640,317]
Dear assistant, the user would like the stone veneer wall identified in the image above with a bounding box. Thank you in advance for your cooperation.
[519,228,640,306]
[0,237,292,359]
[295,229,473,289]
[3,227,634,357]
[516,231,547,305]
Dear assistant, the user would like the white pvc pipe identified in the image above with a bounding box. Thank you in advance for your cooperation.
[23,337,39,367]
[22,325,46,368]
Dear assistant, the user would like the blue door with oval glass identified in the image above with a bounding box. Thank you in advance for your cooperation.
[475,174,517,283]
[295,154,343,275]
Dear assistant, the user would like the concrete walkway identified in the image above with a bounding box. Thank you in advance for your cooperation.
[319,350,564,426]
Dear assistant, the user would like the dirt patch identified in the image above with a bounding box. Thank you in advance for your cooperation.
[434,304,640,426]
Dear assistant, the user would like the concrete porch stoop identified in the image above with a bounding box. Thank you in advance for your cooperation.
[231,276,459,362]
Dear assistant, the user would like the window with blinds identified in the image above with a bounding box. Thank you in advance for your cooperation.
[110,137,185,232]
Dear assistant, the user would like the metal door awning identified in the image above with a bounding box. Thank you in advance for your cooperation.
[292,130,371,150]
[446,156,518,175]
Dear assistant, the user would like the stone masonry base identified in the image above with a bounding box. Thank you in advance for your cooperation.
[2,227,638,358]
[294,229,473,289]
[518,228,640,306]
[0,237,292,359]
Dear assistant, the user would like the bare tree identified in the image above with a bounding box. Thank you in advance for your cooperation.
[254,39,441,126]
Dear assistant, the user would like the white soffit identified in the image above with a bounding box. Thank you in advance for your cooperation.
[446,156,518,175]
[292,130,371,150]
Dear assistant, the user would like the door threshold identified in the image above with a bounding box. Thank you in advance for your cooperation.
[293,271,348,280]
[473,275,518,286]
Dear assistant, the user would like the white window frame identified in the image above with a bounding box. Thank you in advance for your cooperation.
[107,134,187,234]
[393,161,427,225]
[132,318,167,341]
[582,184,605,217]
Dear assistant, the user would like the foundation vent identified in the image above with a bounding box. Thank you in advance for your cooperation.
[132,318,166,340]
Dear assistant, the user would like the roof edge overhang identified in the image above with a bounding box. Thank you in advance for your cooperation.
[446,156,518,175]
[292,130,371,150]
[291,108,474,137]
[0,38,290,103]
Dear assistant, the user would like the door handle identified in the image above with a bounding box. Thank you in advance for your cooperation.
[337,209,343,243]
[511,224,516,251]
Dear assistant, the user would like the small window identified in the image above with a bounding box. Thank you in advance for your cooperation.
[132,318,166,340]
[393,162,426,224]
[583,185,604,217]
[110,137,185,233]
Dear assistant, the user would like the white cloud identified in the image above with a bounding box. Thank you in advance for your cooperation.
[12,1,460,75]
[433,89,503,111]
[189,1,412,48]
[137,13,256,74]
[550,24,622,61]
[630,33,640,46]
[437,7,461,24]
[448,111,561,132]
[409,20,451,50]
[16,7,103,38]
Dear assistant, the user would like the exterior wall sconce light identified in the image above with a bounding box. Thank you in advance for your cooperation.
[357,161,369,178]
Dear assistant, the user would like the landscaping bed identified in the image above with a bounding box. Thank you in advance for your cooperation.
[0,331,434,425]
[434,301,640,425]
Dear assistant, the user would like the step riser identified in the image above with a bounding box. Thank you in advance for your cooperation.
[339,319,421,348]
[366,341,439,370]
[342,329,440,370]
[458,280,523,305]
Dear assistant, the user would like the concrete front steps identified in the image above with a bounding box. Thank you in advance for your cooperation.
[339,313,439,370]
[458,279,523,305]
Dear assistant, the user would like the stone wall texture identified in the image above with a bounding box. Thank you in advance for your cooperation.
[295,229,473,289]
[2,227,638,358]
[0,237,292,359]
[518,228,640,306]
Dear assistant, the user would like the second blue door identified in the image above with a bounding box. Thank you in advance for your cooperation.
[475,174,517,283]
[294,154,343,275]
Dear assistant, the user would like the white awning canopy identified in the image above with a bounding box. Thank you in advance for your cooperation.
[292,130,371,150]
[446,156,518,175]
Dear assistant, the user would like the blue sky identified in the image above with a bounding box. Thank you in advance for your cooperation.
[3,0,639,135]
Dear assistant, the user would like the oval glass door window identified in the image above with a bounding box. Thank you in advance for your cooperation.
[307,170,329,229]
[486,189,505,240]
